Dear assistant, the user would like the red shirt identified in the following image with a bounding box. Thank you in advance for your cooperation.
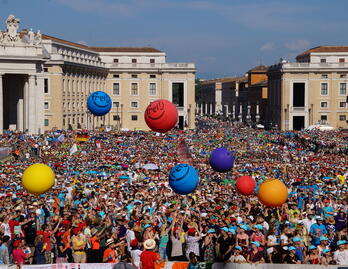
[8,220,20,239]
[140,250,159,269]
[12,248,26,265]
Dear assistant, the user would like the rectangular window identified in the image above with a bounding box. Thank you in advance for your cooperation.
[340,74,347,78]
[113,115,120,121]
[150,58,155,63]
[149,83,156,96]
[113,74,120,78]
[293,83,305,107]
[113,83,120,95]
[43,68,48,72]
[131,101,138,109]
[172,83,184,107]
[131,115,138,121]
[339,102,346,108]
[320,58,326,63]
[113,58,119,63]
[339,58,345,63]
[113,101,119,108]
[339,115,346,121]
[44,78,49,93]
[44,102,49,109]
[321,115,327,122]
[132,59,137,63]
[321,83,328,95]
[150,74,156,78]
[321,74,328,78]
[339,83,346,95]
[131,74,138,78]
[320,102,328,108]
[44,119,49,126]
[131,83,138,95]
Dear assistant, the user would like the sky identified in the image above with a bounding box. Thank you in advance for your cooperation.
[1,0,348,79]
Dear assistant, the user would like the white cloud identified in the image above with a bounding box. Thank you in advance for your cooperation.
[284,40,311,51]
[260,42,274,51]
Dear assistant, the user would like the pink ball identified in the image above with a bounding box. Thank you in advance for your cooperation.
[236,176,256,195]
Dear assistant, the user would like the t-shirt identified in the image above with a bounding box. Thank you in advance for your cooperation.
[322,206,334,218]
[12,248,26,265]
[334,249,348,265]
[230,254,246,263]
[91,236,100,250]
[131,249,143,267]
[37,230,52,251]
[140,250,159,269]
[0,223,11,237]
[103,248,118,263]
[284,254,299,264]
[0,244,9,264]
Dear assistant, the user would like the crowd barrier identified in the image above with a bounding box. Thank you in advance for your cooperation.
[17,263,344,269]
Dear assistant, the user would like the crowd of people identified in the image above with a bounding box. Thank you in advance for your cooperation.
[0,116,347,267]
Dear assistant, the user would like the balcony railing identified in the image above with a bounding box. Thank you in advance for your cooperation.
[109,63,195,69]
[270,62,348,70]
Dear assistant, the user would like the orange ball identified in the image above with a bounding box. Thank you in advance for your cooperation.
[258,178,288,207]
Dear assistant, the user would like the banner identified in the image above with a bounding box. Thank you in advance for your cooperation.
[176,139,194,165]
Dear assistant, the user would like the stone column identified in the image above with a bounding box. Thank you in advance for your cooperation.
[17,99,24,132]
[200,103,203,116]
[209,103,213,115]
[28,75,36,134]
[24,80,29,131]
[0,74,3,134]
[205,103,207,115]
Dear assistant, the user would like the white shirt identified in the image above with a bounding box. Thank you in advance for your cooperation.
[230,254,246,263]
[302,218,316,232]
[0,223,11,237]
[334,249,348,265]
[126,229,135,250]
[131,249,142,267]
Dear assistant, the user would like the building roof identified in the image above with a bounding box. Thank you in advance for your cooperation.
[296,46,348,59]
[249,79,268,87]
[89,47,162,53]
[42,34,91,50]
[248,65,268,73]
[201,76,246,85]
[42,34,162,53]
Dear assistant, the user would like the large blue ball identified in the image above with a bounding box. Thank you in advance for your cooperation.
[169,164,199,195]
[209,147,234,172]
[87,91,112,116]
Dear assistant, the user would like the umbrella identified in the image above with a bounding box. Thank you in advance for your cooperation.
[142,163,159,170]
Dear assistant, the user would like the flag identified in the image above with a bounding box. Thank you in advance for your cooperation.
[69,143,78,155]
[75,134,90,142]
[57,134,65,143]
[96,140,102,149]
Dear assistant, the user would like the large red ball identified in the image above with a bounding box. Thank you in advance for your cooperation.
[236,176,256,195]
[144,99,178,133]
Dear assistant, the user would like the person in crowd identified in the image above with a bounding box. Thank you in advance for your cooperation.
[103,239,119,263]
[247,242,264,264]
[34,235,45,264]
[229,246,246,263]
[0,236,10,264]
[334,240,348,265]
[305,245,320,264]
[284,247,300,264]
[188,252,201,269]
[140,239,162,269]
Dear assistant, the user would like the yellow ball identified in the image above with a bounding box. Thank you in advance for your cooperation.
[258,178,288,207]
[22,164,55,195]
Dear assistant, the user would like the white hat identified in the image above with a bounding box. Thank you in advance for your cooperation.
[105,238,114,247]
[143,239,156,250]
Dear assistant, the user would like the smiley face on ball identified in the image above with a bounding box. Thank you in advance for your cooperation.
[146,100,165,120]
[92,92,111,108]
[169,164,190,182]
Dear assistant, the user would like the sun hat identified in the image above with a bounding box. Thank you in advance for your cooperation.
[143,224,151,229]
[235,246,242,251]
[144,239,156,250]
[221,227,229,233]
[288,246,296,251]
[320,236,329,241]
[292,237,301,242]
[322,249,331,254]
[207,229,215,234]
[251,241,260,247]
[308,245,317,250]
[105,238,114,247]
[337,240,347,246]
[254,224,263,230]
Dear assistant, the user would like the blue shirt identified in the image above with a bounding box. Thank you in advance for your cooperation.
[0,244,9,264]
[309,224,327,245]
[322,206,334,218]
[295,246,304,262]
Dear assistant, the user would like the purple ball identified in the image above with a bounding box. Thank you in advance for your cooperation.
[209,147,234,172]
